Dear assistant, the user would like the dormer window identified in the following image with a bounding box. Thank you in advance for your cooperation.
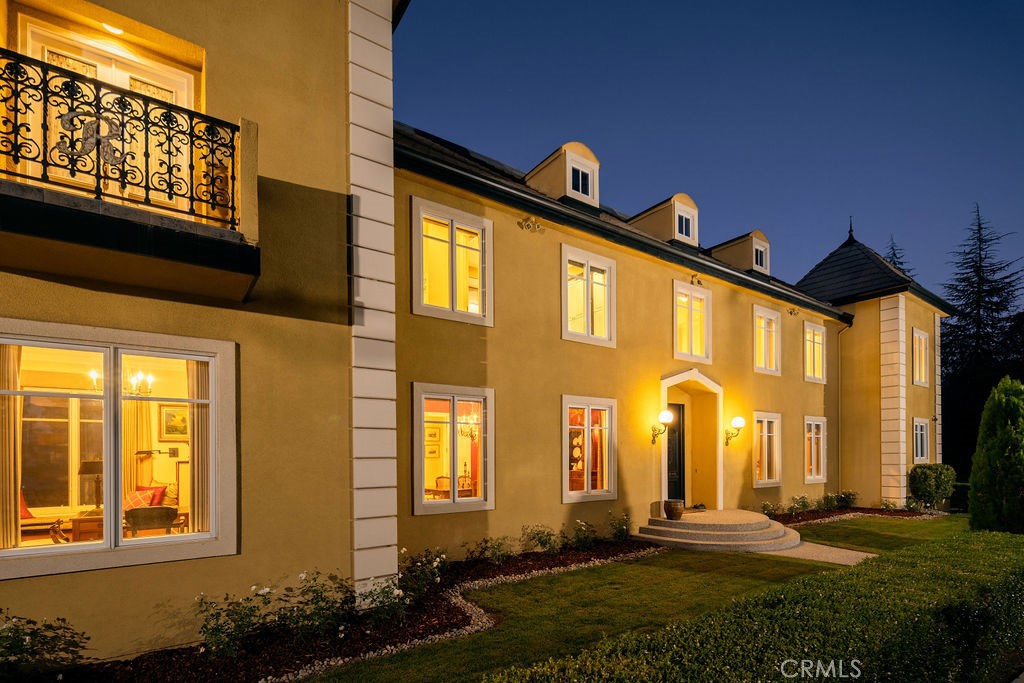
[525,143,600,208]
[564,152,599,206]
[753,238,770,275]
[571,167,591,197]
[674,201,699,246]
[677,214,691,238]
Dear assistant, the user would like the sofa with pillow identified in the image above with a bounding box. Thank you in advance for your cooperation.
[123,481,183,537]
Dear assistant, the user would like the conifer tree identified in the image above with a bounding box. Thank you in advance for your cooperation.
[883,234,915,277]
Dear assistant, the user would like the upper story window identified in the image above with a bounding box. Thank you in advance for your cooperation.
[565,152,599,206]
[563,395,617,503]
[804,417,826,483]
[412,383,495,515]
[562,245,616,348]
[753,306,781,375]
[674,202,699,247]
[674,280,711,363]
[0,317,236,579]
[804,322,826,383]
[412,197,494,326]
[912,328,929,387]
[753,412,781,487]
[752,238,770,274]
[913,418,929,463]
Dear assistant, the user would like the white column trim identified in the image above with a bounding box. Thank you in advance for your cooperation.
[879,295,907,503]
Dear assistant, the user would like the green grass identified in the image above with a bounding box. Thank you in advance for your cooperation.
[316,551,830,682]
[796,513,969,553]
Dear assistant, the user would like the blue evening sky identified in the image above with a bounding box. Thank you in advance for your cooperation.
[393,1,1024,298]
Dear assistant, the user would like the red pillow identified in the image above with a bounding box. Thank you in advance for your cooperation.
[19,490,34,520]
[136,485,168,506]
[123,490,154,511]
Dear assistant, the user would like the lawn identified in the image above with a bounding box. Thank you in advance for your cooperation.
[316,551,830,682]
[797,513,969,553]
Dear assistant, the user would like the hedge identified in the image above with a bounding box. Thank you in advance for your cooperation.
[486,533,1024,682]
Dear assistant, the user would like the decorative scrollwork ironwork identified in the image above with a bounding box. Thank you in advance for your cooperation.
[517,216,546,234]
[0,46,238,229]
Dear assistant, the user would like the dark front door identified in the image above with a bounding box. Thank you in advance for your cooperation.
[666,403,685,501]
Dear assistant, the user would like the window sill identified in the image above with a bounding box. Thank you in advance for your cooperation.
[562,490,616,504]
[413,499,494,515]
[754,366,781,377]
[803,376,826,384]
[753,480,781,489]
[562,332,616,349]
[674,351,712,365]
[412,305,493,327]
[804,477,827,485]
[912,380,929,388]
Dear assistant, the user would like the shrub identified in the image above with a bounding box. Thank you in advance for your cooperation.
[905,496,924,512]
[608,510,632,542]
[195,585,276,655]
[880,499,898,511]
[786,495,811,514]
[277,571,355,643]
[487,533,1024,683]
[463,536,515,565]
[816,493,839,511]
[0,609,90,676]
[760,501,783,518]
[909,463,957,508]
[970,376,1024,533]
[360,576,409,628]
[835,490,858,509]
[520,524,561,554]
[398,547,448,605]
[565,520,598,550]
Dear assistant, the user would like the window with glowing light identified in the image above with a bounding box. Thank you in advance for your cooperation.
[411,197,493,326]
[563,395,617,503]
[674,281,711,362]
[804,417,826,483]
[0,321,234,574]
[912,328,929,387]
[754,306,781,374]
[413,383,494,515]
[562,245,616,347]
[753,412,781,487]
[804,322,825,382]
[913,418,929,463]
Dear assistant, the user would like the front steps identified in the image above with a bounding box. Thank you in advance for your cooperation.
[634,509,801,552]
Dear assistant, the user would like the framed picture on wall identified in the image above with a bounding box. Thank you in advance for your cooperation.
[425,444,440,459]
[424,426,441,443]
[158,404,190,442]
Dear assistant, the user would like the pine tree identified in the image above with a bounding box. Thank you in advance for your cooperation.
[883,234,916,277]
[942,203,1021,373]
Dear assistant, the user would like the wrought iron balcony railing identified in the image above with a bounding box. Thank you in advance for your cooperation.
[0,47,237,229]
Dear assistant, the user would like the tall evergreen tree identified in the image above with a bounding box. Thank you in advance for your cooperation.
[941,204,1022,478]
[942,203,1022,373]
[883,234,916,277]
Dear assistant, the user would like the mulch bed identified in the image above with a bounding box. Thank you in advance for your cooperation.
[34,539,655,683]
[772,506,931,526]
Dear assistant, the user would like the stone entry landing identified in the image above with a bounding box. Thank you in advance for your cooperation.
[635,509,801,552]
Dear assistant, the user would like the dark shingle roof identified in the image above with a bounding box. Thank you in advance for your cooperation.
[796,231,954,313]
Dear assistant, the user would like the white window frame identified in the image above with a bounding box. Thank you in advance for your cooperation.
[804,416,827,484]
[803,321,826,383]
[753,305,781,375]
[912,328,929,387]
[753,411,782,488]
[411,196,495,327]
[565,152,599,206]
[673,280,712,363]
[913,418,929,464]
[0,317,236,580]
[412,383,495,515]
[674,201,699,247]
[562,395,617,503]
[752,238,770,275]
[561,244,616,348]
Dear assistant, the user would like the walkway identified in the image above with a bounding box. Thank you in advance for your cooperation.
[759,541,876,566]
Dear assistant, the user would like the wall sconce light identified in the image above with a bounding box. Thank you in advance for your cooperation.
[690,273,703,286]
[651,410,674,444]
[725,416,746,445]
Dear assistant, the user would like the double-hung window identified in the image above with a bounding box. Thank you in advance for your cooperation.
[753,412,781,487]
[913,419,929,463]
[562,245,616,347]
[804,322,826,383]
[0,317,236,579]
[912,329,928,387]
[413,383,494,515]
[565,153,599,205]
[674,280,711,362]
[752,239,770,274]
[563,396,617,503]
[804,417,826,483]
[412,197,494,326]
[754,306,781,374]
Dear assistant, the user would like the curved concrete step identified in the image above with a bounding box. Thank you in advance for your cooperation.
[646,509,772,532]
[639,520,787,543]
[634,527,801,553]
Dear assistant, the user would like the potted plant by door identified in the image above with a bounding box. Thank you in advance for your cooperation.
[664,499,685,520]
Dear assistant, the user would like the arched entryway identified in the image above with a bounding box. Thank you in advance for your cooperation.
[660,369,723,510]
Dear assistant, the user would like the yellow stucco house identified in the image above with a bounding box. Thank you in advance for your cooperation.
[0,0,950,661]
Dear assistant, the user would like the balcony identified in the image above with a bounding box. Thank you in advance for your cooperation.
[0,47,259,301]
